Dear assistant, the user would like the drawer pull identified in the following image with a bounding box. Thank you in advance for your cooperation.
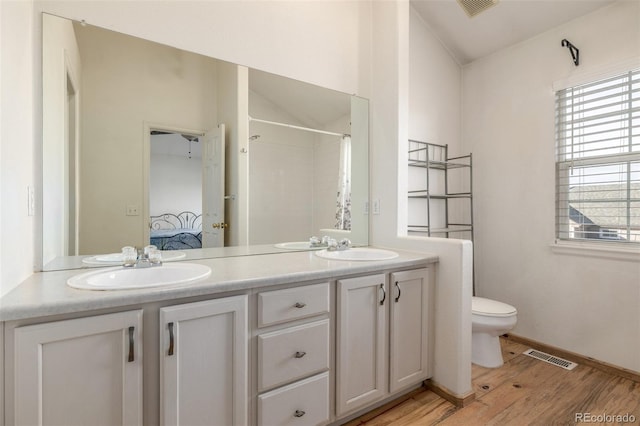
[293,302,306,309]
[294,351,307,358]
[128,326,135,362]
[379,283,386,305]
[294,410,306,418]
[168,322,175,356]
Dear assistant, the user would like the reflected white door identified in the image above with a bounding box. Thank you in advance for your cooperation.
[202,124,225,247]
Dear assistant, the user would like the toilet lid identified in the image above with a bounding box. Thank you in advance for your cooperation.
[472,297,517,317]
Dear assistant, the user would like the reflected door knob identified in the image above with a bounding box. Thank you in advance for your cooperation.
[212,222,228,229]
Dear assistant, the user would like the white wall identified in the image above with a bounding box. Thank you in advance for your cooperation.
[248,91,316,244]
[36,1,364,97]
[463,1,640,372]
[149,150,202,218]
[407,7,466,237]
[0,1,36,297]
[313,122,345,234]
[370,2,472,397]
[247,92,351,245]
[0,0,473,397]
[408,8,462,155]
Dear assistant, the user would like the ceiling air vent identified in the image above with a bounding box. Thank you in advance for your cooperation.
[457,0,499,17]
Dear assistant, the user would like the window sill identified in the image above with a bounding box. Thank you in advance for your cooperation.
[550,241,640,262]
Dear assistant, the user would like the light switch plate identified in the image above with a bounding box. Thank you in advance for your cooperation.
[27,186,35,216]
[372,199,380,215]
[126,205,140,216]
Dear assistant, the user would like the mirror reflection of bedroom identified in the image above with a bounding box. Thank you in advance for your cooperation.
[149,130,223,251]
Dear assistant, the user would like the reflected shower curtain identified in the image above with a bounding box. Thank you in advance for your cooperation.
[335,135,352,230]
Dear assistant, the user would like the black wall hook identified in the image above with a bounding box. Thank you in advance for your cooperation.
[561,39,579,66]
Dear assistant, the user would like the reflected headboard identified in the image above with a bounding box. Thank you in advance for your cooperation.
[149,211,202,250]
[150,211,202,231]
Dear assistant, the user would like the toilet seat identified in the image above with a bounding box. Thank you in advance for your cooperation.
[472,297,517,317]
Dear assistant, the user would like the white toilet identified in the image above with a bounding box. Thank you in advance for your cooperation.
[471,296,518,368]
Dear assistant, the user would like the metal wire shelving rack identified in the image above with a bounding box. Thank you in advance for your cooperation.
[407,140,473,239]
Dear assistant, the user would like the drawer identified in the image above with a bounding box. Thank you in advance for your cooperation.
[258,283,329,327]
[258,319,329,391]
[258,372,329,426]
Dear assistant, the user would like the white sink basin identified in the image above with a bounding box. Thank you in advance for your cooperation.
[274,241,323,250]
[314,248,399,261]
[67,263,211,290]
[82,251,186,265]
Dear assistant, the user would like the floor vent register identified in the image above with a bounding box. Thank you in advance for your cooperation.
[523,349,578,370]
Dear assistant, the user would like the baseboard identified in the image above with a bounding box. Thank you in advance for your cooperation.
[423,379,475,407]
[505,333,640,383]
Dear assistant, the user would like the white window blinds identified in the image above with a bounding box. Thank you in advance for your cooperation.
[555,68,640,244]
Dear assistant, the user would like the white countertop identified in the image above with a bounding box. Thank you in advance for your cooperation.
[0,248,437,322]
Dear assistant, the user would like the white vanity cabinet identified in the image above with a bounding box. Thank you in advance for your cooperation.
[256,283,331,426]
[336,274,388,416]
[336,268,433,417]
[389,269,433,392]
[2,252,437,426]
[12,310,143,426]
[159,295,248,426]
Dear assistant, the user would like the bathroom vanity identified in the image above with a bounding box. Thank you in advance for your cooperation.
[0,249,437,426]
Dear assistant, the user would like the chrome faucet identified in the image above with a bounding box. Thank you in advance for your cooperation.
[327,238,351,251]
[309,235,331,248]
[123,246,162,268]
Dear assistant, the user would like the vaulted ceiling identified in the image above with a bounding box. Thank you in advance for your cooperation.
[411,0,617,64]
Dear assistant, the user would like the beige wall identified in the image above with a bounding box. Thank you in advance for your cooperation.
[42,13,82,265]
[463,1,640,372]
[75,23,219,253]
[218,62,249,247]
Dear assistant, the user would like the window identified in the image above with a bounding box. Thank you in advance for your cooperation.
[555,69,640,244]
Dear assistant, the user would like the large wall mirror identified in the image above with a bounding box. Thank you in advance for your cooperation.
[42,13,369,271]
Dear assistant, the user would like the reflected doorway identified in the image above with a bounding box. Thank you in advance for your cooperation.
[147,126,226,250]
[149,131,203,249]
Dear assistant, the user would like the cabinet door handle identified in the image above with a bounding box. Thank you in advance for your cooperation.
[395,281,401,303]
[168,322,175,356]
[293,302,306,309]
[379,283,386,305]
[128,326,135,362]
[294,351,306,358]
[294,410,306,418]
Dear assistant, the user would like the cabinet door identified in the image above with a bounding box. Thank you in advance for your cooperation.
[389,268,432,393]
[14,310,143,426]
[160,295,248,426]
[336,274,387,416]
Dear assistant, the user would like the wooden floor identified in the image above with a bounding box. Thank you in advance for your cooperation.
[346,338,640,425]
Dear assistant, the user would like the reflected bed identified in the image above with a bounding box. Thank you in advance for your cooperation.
[150,211,202,250]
